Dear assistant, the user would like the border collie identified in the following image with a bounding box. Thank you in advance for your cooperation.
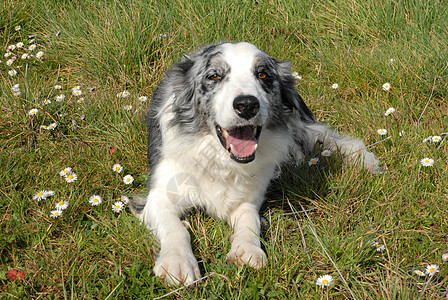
[131,42,379,285]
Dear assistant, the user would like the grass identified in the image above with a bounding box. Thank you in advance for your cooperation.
[1,0,447,298]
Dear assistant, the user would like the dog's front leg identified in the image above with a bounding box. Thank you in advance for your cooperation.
[144,190,200,286]
[226,202,267,268]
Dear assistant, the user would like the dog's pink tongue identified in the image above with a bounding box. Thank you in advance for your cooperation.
[226,127,257,157]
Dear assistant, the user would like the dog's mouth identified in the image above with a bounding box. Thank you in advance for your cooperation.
[216,124,262,163]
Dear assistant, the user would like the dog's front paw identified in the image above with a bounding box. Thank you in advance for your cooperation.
[154,250,201,286]
[227,242,267,269]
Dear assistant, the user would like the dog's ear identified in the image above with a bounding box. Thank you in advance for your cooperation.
[170,55,196,112]
[276,60,315,122]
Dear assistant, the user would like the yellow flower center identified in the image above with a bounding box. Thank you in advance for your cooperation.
[68,175,73,179]
[322,279,328,284]
[93,199,98,202]
[38,192,43,197]
[430,268,434,272]
[59,201,64,205]
[116,205,120,209]
[54,212,59,216]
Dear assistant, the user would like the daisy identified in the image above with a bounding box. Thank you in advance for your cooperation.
[50,210,62,218]
[43,99,51,105]
[382,82,391,91]
[308,158,319,166]
[158,33,167,39]
[389,58,395,63]
[442,253,448,261]
[321,149,332,157]
[139,96,148,102]
[16,42,24,48]
[59,167,72,176]
[260,217,268,227]
[414,270,426,277]
[292,72,302,80]
[425,264,439,276]
[420,158,434,167]
[33,190,48,201]
[384,107,395,116]
[48,122,57,130]
[376,244,386,252]
[6,59,14,66]
[72,120,78,129]
[72,89,82,96]
[21,53,29,59]
[8,70,17,76]
[4,52,12,58]
[122,90,130,98]
[119,195,129,204]
[55,94,65,102]
[36,51,44,58]
[422,136,432,143]
[12,84,20,92]
[124,105,132,111]
[331,83,339,89]
[54,85,63,90]
[45,190,55,197]
[123,174,134,185]
[64,172,78,183]
[13,91,21,97]
[28,44,37,51]
[55,200,69,210]
[376,129,388,135]
[112,163,123,173]
[399,130,405,137]
[89,195,102,206]
[431,136,442,143]
[112,201,124,213]
[15,25,21,31]
[7,44,16,51]
[273,167,282,179]
[28,108,38,116]
[77,97,85,103]
[116,92,123,98]
[181,220,190,229]
[316,275,333,287]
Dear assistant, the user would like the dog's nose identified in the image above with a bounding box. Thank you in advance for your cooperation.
[233,95,260,120]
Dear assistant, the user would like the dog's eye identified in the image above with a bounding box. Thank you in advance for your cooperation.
[257,72,268,79]
[208,73,222,81]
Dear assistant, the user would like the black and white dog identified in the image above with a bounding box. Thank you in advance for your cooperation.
[132,42,379,285]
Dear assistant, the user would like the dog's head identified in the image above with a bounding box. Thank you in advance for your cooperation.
[168,42,314,163]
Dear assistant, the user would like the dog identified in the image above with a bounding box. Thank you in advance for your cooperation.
[131,42,379,285]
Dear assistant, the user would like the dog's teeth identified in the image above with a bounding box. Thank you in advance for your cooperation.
[252,127,257,135]
[223,130,229,138]
[230,144,234,153]
[254,144,258,151]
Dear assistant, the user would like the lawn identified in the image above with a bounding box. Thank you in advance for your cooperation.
[1,0,447,298]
